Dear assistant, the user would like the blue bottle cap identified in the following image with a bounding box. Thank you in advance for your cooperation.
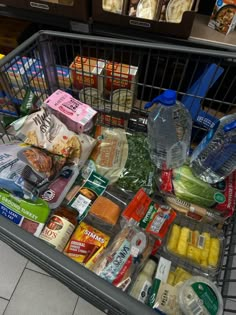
[145,90,177,109]
[224,120,236,132]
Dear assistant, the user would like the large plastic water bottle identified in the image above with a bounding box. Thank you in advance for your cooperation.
[145,89,192,170]
[190,113,236,184]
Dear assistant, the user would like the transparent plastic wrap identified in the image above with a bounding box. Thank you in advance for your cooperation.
[163,215,225,277]
[92,223,154,291]
[117,132,155,193]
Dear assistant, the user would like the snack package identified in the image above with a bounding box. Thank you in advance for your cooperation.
[159,165,236,219]
[82,126,128,184]
[0,189,50,237]
[159,0,195,23]
[64,222,110,269]
[92,224,154,291]
[41,165,80,209]
[208,0,236,35]
[165,216,224,276]
[68,171,109,222]
[129,0,160,20]
[123,189,176,239]
[0,143,66,199]
[117,132,155,193]
[104,61,138,114]
[7,106,97,166]
[69,56,105,100]
[44,90,97,134]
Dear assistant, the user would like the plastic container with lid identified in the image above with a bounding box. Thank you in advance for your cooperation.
[190,113,236,184]
[39,205,78,252]
[145,89,192,170]
[164,215,224,277]
[178,276,223,315]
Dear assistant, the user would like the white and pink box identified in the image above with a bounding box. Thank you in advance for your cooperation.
[44,89,97,134]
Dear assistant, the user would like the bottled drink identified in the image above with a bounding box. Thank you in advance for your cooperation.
[39,205,78,252]
[145,89,192,169]
[190,113,236,184]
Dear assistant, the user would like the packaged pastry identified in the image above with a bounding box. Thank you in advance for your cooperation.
[165,216,224,276]
[64,222,110,269]
[7,106,97,167]
[159,0,194,23]
[102,0,127,14]
[0,142,66,199]
[83,126,128,184]
[0,189,50,237]
[129,0,160,20]
[44,89,97,134]
[92,224,154,291]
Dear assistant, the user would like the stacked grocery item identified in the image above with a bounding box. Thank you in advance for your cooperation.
[1,54,236,314]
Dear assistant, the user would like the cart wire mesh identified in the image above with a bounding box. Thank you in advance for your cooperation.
[0,31,236,314]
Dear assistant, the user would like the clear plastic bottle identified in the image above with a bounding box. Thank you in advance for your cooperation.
[145,90,192,170]
[190,114,236,184]
[130,259,157,303]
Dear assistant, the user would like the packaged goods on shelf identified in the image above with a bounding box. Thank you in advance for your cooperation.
[128,0,160,20]
[159,0,195,23]
[102,0,127,14]
[208,0,236,35]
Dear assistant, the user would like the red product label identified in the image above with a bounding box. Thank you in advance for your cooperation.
[215,171,236,217]
[151,239,162,256]
[112,255,133,287]
[122,189,152,222]
[160,169,173,193]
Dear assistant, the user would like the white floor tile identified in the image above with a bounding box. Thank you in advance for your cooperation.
[4,269,78,315]
[26,261,49,276]
[73,298,104,315]
[0,298,8,315]
[0,241,27,299]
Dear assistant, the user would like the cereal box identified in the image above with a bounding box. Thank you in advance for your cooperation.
[69,56,105,97]
[64,222,110,268]
[104,62,138,113]
[208,0,236,34]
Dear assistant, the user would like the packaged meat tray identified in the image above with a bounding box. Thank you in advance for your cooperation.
[163,215,225,277]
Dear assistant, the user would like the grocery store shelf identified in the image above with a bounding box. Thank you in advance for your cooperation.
[189,15,236,51]
[0,216,157,315]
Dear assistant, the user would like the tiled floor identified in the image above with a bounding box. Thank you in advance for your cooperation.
[0,240,104,315]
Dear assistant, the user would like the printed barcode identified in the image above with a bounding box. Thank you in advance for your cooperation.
[71,194,91,216]
[150,216,165,233]
[188,299,203,315]
[198,235,205,249]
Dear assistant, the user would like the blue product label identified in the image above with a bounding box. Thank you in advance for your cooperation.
[0,203,22,224]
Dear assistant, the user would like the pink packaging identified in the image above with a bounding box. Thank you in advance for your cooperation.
[44,90,97,134]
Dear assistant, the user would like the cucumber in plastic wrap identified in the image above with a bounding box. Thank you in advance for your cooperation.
[172,165,224,208]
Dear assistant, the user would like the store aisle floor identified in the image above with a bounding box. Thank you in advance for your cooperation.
[0,240,104,315]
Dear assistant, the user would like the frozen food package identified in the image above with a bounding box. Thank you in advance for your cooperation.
[41,165,80,209]
[102,0,126,14]
[164,215,224,276]
[129,0,160,20]
[0,189,50,237]
[159,0,194,23]
[44,90,97,134]
[82,126,128,184]
[7,106,97,167]
[117,132,155,193]
[92,224,154,291]
[64,222,110,269]
[0,142,66,199]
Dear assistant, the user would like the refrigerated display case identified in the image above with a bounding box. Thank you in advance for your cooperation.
[0,31,236,314]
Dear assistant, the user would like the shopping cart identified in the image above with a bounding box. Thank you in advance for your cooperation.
[0,31,236,314]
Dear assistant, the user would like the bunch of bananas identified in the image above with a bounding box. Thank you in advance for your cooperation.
[167,224,220,268]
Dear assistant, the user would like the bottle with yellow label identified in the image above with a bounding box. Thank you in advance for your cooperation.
[39,206,78,252]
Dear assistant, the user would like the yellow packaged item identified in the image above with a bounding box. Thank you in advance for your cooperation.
[64,222,110,268]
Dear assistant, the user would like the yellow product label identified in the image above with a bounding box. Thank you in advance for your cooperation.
[64,222,110,264]
[0,54,4,59]
[39,215,75,252]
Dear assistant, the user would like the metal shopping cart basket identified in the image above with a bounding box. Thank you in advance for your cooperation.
[0,30,236,314]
